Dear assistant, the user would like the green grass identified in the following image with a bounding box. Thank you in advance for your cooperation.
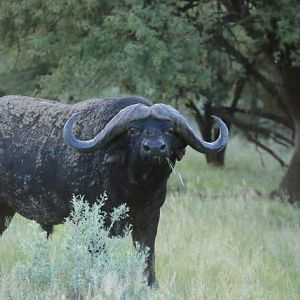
[1,137,300,299]
[168,136,288,193]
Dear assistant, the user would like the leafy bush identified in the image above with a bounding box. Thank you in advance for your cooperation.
[0,194,152,300]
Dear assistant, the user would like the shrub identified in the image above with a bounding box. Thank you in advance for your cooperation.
[0,194,152,300]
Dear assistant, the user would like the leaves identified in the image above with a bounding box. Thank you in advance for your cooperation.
[0,0,299,110]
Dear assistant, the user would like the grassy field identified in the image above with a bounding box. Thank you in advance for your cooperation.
[1,137,300,299]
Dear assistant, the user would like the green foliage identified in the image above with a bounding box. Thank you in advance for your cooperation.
[0,194,150,299]
[1,0,300,107]
[0,1,229,103]
[0,0,299,109]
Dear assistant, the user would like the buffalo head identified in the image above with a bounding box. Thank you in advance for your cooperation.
[63,103,228,165]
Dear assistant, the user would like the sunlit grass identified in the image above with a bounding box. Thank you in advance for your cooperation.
[157,192,300,299]
[1,137,299,299]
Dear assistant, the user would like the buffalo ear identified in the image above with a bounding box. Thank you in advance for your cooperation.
[173,137,187,161]
[175,148,186,161]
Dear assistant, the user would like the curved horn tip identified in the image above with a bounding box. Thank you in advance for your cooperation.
[63,112,88,152]
[63,113,81,135]
[69,112,81,122]
[211,115,229,150]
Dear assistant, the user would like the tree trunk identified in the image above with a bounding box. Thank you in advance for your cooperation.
[278,67,300,202]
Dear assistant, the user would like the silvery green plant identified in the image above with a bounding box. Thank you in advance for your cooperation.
[2,194,152,300]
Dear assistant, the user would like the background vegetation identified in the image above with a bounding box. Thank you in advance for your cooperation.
[1,1,300,299]
[1,139,299,299]
[0,0,299,201]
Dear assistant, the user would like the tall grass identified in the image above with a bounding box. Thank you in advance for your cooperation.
[1,137,299,299]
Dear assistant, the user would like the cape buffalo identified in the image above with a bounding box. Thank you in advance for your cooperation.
[0,95,228,285]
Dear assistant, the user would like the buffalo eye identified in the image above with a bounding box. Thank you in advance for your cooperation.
[128,127,140,136]
[165,128,174,136]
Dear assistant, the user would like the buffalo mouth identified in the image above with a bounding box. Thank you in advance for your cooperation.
[142,154,169,165]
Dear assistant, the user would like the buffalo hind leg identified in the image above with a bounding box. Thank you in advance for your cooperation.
[0,203,15,236]
[132,211,160,287]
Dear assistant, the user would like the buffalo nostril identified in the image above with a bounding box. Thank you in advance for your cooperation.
[143,144,150,152]
[160,144,166,151]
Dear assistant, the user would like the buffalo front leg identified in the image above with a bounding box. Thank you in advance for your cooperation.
[40,223,54,238]
[132,211,160,287]
[0,203,15,236]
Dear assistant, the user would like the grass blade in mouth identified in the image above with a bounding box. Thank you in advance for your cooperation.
[166,158,184,189]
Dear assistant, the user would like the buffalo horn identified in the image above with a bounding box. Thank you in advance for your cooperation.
[63,103,228,154]
[151,104,229,153]
[63,104,152,152]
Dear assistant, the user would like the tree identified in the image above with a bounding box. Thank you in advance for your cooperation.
[101,0,299,200]
[0,0,299,201]
[193,0,300,201]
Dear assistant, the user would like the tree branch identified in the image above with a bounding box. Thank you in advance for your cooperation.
[244,131,288,168]
[230,107,292,129]
[178,0,199,13]
[218,0,260,39]
[180,1,292,127]
[213,110,294,147]
[231,76,247,108]
[214,34,293,127]
[186,100,205,131]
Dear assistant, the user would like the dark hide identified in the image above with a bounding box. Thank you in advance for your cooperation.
[0,95,186,286]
